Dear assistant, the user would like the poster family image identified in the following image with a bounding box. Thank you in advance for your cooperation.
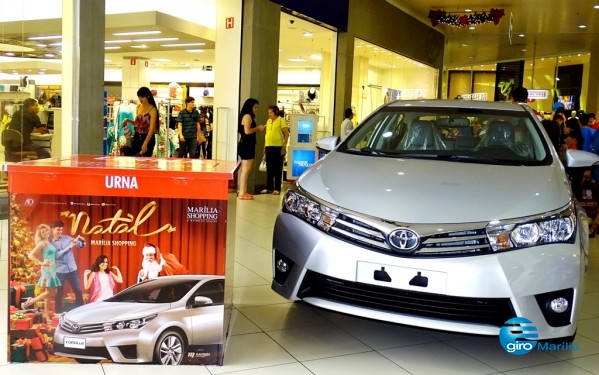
[9,193,228,365]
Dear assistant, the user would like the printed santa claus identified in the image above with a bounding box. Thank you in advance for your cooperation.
[137,243,166,283]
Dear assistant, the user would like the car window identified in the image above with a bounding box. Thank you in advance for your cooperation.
[108,279,197,303]
[190,279,224,305]
[341,107,550,165]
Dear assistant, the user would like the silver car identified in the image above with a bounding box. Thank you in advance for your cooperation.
[272,100,597,342]
[53,275,224,365]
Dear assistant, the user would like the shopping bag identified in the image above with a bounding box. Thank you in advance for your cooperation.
[259,156,267,172]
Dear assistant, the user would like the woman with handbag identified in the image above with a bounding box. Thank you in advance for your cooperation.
[261,105,289,195]
[237,98,265,200]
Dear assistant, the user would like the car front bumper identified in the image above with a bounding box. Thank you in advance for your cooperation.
[53,326,154,363]
[271,213,586,340]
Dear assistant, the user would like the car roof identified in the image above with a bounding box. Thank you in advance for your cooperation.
[384,99,529,112]
[147,275,225,281]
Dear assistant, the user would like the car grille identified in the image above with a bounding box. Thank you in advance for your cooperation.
[53,342,110,358]
[298,271,515,327]
[60,320,107,334]
[329,213,491,257]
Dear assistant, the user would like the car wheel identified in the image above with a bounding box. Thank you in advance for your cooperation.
[74,358,100,364]
[154,330,185,365]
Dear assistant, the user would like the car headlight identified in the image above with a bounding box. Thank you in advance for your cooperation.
[486,203,576,251]
[104,314,157,331]
[282,184,339,231]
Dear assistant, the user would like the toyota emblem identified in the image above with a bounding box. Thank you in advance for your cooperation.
[71,324,80,333]
[388,228,420,252]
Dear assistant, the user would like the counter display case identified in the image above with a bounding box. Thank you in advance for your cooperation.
[6,155,239,366]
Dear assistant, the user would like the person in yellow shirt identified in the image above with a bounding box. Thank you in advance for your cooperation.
[261,105,289,195]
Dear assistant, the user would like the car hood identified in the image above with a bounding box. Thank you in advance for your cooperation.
[297,152,572,223]
[64,301,171,323]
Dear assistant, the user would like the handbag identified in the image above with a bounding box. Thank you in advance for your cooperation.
[259,155,267,172]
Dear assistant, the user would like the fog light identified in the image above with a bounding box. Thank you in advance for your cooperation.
[550,297,569,313]
[276,259,289,273]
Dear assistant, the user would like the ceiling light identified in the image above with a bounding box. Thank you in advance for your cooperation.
[185,49,205,52]
[36,43,47,47]
[288,57,306,62]
[104,46,121,50]
[131,45,149,49]
[303,32,313,37]
[595,5,599,9]
[579,24,587,28]
[461,43,468,47]
[132,37,178,43]
[105,40,132,44]
[518,34,525,37]
[49,42,62,46]
[112,31,161,36]
[161,42,206,47]
[522,49,527,52]
[309,54,322,60]
[464,8,472,12]
[153,58,171,62]
[469,26,475,30]
[44,53,55,57]
[104,59,112,62]
[28,35,62,40]
[5,52,15,56]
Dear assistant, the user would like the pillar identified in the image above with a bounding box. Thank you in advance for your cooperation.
[587,41,599,113]
[62,0,105,156]
[238,0,281,193]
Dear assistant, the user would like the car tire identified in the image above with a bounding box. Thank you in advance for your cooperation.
[154,330,185,365]
[74,358,100,364]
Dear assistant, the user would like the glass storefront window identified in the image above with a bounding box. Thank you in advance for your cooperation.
[352,38,438,122]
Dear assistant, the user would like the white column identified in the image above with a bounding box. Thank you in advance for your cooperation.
[214,0,243,161]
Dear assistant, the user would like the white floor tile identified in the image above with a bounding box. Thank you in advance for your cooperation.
[233,262,269,288]
[379,341,498,375]
[577,317,599,342]
[232,284,290,307]
[102,363,211,374]
[333,318,439,350]
[303,351,411,375]
[503,361,594,375]
[5,363,107,374]
[567,354,599,375]
[238,302,329,332]
[206,333,296,374]
[267,324,372,361]
[227,308,262,336]
[444,336,560,372]
[546,334,599,360]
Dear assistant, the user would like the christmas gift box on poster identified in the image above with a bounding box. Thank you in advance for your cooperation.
[9,282,35,307]
[11,314,33,330]
[10,343,29,363]
[29,336,49,362]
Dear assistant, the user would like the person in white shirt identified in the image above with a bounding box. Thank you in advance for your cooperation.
[341,107,354,139]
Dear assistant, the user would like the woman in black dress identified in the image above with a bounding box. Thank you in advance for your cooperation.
[237,98,265,199]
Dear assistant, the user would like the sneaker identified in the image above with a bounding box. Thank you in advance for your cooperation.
[261,189,269,194]
[272,190,280,195]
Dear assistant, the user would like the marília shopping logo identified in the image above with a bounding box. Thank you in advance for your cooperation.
[499,317,579,355]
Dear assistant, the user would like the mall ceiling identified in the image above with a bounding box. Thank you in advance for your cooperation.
[0,0,598,75]
[388,0,599,68]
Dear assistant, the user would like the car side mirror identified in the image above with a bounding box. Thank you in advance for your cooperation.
[565,149,599,168]
[316,136,340,153]
[193,296,213,306]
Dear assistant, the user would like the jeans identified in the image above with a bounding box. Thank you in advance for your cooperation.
[178,137,198,158]
[55,271,84,313]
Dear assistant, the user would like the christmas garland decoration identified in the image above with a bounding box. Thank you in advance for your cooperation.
[428,8,505,28]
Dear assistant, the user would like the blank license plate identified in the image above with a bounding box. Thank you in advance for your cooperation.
[356,261,447,294]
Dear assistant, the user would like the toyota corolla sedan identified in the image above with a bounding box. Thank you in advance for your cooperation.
[53,275,224,365]
[272,100,598,342]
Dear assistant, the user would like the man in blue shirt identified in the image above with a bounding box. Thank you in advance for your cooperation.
[51,220,86,313]
[177,96,201,158]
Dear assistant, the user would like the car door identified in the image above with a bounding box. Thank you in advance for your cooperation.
[188,279,225,345]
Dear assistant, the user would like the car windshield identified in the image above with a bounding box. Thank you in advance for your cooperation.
[107,278,197,304]
[339,105,551,166]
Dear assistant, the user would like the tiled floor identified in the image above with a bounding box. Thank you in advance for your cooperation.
[3,189,599,374]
